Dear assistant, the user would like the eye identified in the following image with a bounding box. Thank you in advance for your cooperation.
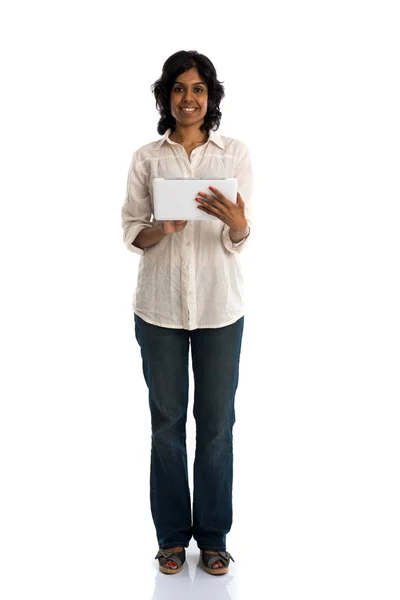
[174,87,204,92]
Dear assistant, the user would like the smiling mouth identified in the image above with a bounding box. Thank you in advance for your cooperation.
[180,108,198,115]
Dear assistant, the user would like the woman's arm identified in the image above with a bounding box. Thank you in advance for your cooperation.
[132,220,188,249]
[121,152,154,256]
[221,143,253,253]
[229,224,250,243]
[132,224,167,250]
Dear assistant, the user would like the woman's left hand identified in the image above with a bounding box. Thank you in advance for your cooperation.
[195,187,248,231]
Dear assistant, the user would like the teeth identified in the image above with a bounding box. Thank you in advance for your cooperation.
[181,108,196,112]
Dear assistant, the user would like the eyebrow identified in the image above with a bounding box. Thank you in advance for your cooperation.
[174,81,206,86]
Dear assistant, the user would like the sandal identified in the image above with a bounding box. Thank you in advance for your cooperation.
[155,547,186,574]
[200,550,235,575]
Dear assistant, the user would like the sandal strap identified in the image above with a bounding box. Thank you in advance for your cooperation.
[154,548,186,568]
[203,550,235,568]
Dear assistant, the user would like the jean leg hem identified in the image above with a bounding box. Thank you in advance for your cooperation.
[159,541,191,549]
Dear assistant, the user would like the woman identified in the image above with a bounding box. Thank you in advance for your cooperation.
[121,50,253,575]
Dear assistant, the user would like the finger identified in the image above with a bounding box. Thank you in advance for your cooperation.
[196,195,220,214]
[197,205,226,223]
[207,186,229,206]
[197,203,219,216]
[197,192,215,203]
[196,195,217,211]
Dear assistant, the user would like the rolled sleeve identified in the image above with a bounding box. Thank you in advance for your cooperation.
[222,143,254,254]
[121,151,153,256]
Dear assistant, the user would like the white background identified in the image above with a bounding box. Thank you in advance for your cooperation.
[1,1,399,598]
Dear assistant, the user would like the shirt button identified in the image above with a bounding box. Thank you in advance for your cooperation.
[186,242,191,247]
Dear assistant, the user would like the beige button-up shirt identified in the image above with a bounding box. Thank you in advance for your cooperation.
[121,127,253,330]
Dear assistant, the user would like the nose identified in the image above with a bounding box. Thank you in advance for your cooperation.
[183,91,195,102]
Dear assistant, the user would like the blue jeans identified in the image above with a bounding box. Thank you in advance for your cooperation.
[134,313,245,552]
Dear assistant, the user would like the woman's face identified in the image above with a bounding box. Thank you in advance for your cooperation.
[170,67,208,130]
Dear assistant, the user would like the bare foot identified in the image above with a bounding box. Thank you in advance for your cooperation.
[204,550,224,569]
[163,546,184,569]
[213,560,224,568]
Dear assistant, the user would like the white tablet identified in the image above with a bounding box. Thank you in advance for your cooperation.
[152,178,238,221]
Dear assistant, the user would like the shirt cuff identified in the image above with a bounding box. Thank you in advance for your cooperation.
[221,224,251,253]
[124,224,152,256]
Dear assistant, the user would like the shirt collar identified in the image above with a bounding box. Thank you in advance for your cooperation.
[154,127,225,151]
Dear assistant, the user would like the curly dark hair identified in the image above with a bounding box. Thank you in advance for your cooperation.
[150,50,225,136]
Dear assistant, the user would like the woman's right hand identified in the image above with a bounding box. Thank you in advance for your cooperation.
[161,220,188,234]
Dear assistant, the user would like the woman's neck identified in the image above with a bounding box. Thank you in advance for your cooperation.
[169,127,208,146]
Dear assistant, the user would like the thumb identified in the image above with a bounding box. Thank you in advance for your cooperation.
[237,192,245,205]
